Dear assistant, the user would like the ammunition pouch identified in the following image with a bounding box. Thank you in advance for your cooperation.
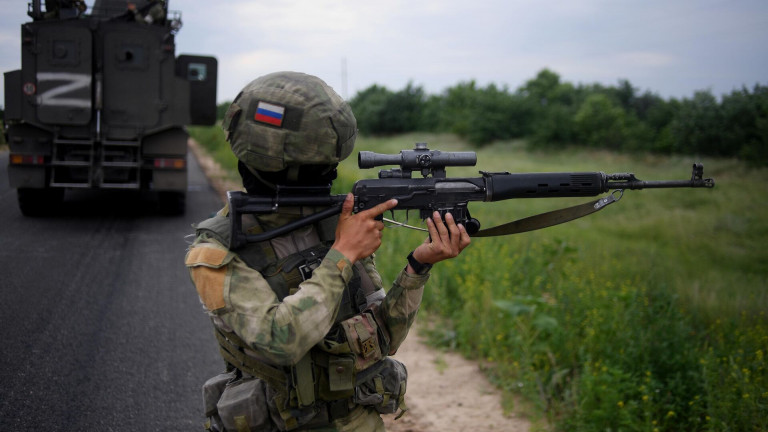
[340,311,385,372]
[202,371,234,432]
[354,357,408,415]
[217,377,277,432]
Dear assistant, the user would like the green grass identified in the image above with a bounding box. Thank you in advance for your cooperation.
[188,124,239,171]
[188,128,768,431]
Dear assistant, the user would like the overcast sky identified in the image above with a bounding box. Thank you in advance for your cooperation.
[1,0,766,105]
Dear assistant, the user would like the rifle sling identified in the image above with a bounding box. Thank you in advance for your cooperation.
[473,191,622,237]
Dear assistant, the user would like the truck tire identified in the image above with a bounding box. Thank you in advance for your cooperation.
[17,188,65,217]
[157,191,186,215]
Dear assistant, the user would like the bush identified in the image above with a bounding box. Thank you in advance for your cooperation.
[346,70,768,166]
[437,81,533,146]
[724,85,768,167]
[349,83,426,135]
[574,94,630,150]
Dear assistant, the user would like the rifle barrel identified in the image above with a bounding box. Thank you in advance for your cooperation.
[605,179,715,189]
[604,163,715,189]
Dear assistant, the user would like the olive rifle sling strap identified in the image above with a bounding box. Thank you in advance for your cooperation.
[473,191,623,238]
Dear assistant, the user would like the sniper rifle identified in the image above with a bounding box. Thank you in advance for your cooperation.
[227,143,715,249]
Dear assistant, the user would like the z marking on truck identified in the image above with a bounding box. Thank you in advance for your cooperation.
[36,72,91,108]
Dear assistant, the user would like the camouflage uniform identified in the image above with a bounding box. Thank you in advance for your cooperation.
[187,207,427,431]
[186,72,430,431]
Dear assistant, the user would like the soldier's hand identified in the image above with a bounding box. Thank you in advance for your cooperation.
[411,211,471,266]
[332,194,398,264]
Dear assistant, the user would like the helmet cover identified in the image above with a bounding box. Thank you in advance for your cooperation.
[222,71,357,173]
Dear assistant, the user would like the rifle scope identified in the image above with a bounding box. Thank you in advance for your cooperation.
[358,143,477,170]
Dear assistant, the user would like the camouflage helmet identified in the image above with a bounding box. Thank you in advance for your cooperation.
[222,71,357,176]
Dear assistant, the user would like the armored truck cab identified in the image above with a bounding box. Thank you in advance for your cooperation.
[4,0,217,215]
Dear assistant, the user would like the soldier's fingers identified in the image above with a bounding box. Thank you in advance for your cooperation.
[457,224,471,250]
[360,199,398,219]
[438,213,462,257]
[340,193,355,217]
[444,212,461,245]
[432,211,450,243]
[425,215,439,241]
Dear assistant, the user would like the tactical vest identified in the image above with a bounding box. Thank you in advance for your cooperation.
[195,212,400,431]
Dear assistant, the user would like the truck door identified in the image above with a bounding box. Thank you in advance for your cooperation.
[35,25,93,125]
[177,55,218,125]
[102,26,165,136]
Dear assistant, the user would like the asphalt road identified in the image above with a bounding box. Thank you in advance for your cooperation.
[0,150,226,431]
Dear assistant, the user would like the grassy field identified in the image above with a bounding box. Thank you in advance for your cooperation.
[189,128,768,431]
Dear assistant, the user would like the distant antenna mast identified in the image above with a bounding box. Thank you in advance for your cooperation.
[341,57,348,100]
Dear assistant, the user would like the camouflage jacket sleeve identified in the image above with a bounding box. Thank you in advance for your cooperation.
[358,257,429,355]
[186,238,354,366]
[382,269,429,354]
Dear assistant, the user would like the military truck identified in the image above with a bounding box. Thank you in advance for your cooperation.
[3,0,217,215]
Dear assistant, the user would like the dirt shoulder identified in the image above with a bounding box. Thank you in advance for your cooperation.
[188,139,531,432]
[383,323,531,432]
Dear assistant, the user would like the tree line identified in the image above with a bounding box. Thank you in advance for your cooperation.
[348,69,768,167]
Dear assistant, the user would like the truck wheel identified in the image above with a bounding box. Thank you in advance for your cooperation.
[17,188,65,217]
[157,191,186,215]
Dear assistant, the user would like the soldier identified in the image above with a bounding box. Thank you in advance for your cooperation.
[44,0,87,19]
[127,0,164,24]
[185,71,471,431]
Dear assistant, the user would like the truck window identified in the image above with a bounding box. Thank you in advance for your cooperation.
[187,63,207,81]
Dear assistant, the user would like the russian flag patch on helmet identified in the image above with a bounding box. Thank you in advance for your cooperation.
[254,101,285,127]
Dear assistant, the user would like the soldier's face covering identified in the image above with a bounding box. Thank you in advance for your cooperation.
[238,161,338,195]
